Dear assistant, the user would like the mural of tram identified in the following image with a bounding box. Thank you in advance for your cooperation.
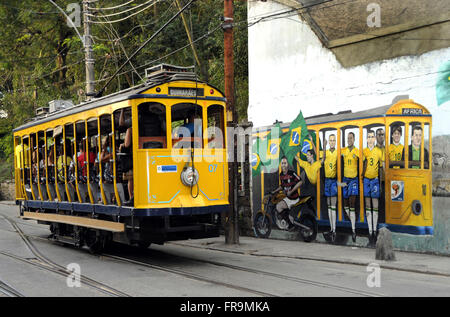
[251,97,433,241]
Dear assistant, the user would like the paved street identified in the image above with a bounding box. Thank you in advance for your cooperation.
[0,202,449,298]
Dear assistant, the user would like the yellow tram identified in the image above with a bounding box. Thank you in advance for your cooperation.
[13,65,229,252]
[252,97,433,237]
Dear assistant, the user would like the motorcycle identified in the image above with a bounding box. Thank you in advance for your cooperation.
[253,192,318,242]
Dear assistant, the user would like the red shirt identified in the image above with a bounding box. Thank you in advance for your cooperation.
[280,170,301,200]
[77,152,95,176]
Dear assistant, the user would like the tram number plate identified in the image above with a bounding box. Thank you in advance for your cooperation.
[169,87,204,97]
[402,108,423,115]
[157,165,177,173]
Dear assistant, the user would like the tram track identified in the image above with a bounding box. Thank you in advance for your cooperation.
[0,215,131,297]
[0,279,24,297]
[103,253,279,297]
[103,249,385,297]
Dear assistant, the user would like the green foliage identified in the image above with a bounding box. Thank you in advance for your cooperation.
[0,0,248,174]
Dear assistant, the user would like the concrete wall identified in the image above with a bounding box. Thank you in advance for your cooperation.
[248,1,450,136]
[248,1,450,254]
[0,181,15,201]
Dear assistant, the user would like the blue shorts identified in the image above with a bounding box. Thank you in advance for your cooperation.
[324,178,337,197]
[343,177,359,198]
[364,177,380,198]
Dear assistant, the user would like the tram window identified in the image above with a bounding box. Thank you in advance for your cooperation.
[172,103,203,149]
[423,124,430,170]
[22,136,32,199]
[37,131,45,186]
[137,102,166,149]
[207,104,224,149]
[409,123,429,169]
[15,136,29,171]
[46,131,55,183]
[30,133,37,184]
[99,115,113,182]
[388,123,405,168]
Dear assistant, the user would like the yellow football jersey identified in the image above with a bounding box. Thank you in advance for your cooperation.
[298,159,322,185]
[324,149,337,178]
[342,147,359,178]
[389,143,404,162]
[363,146,384,179]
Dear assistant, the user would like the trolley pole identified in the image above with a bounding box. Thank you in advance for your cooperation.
[224,0,239,244]
[83,0,95,98]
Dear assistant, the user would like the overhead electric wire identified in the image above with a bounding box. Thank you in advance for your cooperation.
[95,12,144,82]
[87,0,156,18]
[89,0,163,24]
[92,1,176,42]
[92,0,196,97]
[88,0,135,11]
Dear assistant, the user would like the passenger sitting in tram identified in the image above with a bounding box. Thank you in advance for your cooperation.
[100,137,113,183]
[77,141,95,180]
[182,110,202,137]
[407,125,429,169]
[389,125,404,168]
[56,139,76,200]
[118,108,133,206]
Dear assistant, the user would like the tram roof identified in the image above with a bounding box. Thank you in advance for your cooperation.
[252,96,429,134]
[13,78,225,133]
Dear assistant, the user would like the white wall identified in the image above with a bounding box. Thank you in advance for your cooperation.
[248,1,450,135]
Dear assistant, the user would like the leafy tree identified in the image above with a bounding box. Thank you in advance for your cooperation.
[0,0,248,179]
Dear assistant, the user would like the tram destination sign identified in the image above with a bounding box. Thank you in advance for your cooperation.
[402,108,423,115]
[169,87,204,97]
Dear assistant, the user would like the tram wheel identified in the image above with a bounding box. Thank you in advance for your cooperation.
[85,230,103,254]
[137,241,151,250]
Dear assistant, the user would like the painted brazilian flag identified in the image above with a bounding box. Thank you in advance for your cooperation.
[280,111,310,166]
[436,60,450,106]
[251,138,262,177]
[262,123,282,173]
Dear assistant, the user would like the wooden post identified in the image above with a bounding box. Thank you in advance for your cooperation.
[224,0,238,244]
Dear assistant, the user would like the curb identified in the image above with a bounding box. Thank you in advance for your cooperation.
[169,241,450,278]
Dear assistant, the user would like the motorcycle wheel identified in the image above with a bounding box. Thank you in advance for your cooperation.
[253,212,272,238]
[299,214,317,242]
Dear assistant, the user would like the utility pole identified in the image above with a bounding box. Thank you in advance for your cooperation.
[224,0,239,244]
[83,0,95,97]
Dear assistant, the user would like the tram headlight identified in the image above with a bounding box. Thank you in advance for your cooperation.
[180,166,199,186]
[412,200,422,216]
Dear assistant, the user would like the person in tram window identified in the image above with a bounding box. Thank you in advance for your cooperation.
[119,108,134,206]
[341,132,359,242]
[321,134,338,243]
[77,141,95,181]
[100,137,113,183]
[363,130,384,247]
[407,125,429,169]
[182,109,202,137]
[389,125,404,168]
